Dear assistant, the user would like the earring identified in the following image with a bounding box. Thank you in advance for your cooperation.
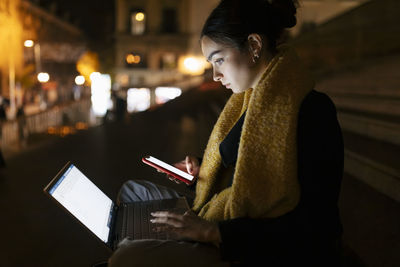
[252,54,259,63]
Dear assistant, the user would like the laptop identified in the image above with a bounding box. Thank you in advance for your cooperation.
[43,162,189,251]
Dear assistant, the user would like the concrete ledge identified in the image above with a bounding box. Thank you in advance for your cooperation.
[338,112,400,146]
[333,96,400,117]
[344,149,400,203]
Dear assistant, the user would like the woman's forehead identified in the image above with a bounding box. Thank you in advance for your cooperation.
[201,36,229,59]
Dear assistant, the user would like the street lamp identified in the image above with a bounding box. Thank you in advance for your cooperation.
[24,40,34,48]
[24,39,41,73]
[178,56,208,76]
[37,72,50,83]
[135,12,145,22]
[75,75,85,85]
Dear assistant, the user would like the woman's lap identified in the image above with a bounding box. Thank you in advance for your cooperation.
[112,180,227,266]
[109,238,227,267]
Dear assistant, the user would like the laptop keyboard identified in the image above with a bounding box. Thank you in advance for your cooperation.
[120,198,187,240]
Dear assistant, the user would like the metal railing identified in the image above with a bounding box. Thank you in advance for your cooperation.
[0,98,92,150]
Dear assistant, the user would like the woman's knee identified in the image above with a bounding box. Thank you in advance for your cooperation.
[109,239,228,267]
[117,179,180,204]
[108,239,145,267]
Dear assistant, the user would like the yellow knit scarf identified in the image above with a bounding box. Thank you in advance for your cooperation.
[192,46,315,221]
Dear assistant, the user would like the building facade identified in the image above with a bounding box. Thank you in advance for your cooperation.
[21,0,87,111]
[0,0,88,117]
[114,0,219,92]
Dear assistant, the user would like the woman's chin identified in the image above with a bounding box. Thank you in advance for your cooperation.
[231,87,248,94]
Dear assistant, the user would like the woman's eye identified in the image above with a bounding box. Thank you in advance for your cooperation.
[214,58,224,65]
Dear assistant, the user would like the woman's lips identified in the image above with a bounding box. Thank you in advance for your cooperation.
[224,83,231,88]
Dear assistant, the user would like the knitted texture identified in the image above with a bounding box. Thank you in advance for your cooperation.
[192,46,315,221]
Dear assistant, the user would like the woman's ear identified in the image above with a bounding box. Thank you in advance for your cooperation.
[247,33,263,62]
[247,33,265,63]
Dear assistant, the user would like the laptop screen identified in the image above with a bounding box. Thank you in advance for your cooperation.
[48,164,113,243]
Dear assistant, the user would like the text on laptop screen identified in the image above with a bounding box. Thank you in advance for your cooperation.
[49,164,112,242]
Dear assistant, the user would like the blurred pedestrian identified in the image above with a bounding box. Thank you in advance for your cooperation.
[115,90,127,122]
[109,0,344,266]
[17,104,27,148]
[0,98,7,121]
[0,97,7,167]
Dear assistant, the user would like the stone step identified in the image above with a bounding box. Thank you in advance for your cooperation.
[342,130,400,202]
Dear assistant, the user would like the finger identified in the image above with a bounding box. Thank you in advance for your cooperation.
[167,175,181,184]
[151,211,182,219]
[151,211,185,224]
[150,216,184,228]
[185,156,193,174]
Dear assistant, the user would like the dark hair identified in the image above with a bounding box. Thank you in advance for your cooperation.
[201,0,298,53]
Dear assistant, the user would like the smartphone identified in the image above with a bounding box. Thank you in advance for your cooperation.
[142,156,195,185]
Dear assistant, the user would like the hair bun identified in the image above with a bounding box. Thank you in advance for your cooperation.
[269,0,298,28]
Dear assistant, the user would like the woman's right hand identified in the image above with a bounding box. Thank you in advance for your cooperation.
[168,156,200,184]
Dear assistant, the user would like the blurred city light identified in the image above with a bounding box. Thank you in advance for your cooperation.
[135,12,145,22]
[24,40,34,48]
[127,88,150,112]
[75,122,89,130]
[179,56,208,75]
[90,72,101,81]
[91,73,112,116]
[75,75,85,85]
[131,11,146,35]
[155,87,182,104]
[77,52,100,85]
[37,72,50,83]
[134,55,141,63]
[126,53,141,64]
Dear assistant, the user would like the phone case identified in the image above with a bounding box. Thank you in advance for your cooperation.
[142,156,194,185]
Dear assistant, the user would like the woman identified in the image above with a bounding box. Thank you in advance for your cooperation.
[109,0,344,266]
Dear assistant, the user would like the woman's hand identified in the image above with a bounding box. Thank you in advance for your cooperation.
[150,210,221,245]
[168,156,200,184]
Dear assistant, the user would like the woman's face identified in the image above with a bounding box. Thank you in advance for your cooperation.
[201,36,255,94]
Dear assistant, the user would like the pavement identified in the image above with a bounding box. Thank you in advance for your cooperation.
[0,87,399,267]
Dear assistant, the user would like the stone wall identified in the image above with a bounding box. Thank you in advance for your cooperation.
[291,0,400,203]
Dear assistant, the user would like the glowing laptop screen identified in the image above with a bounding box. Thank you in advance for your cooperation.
[49,164,112,243]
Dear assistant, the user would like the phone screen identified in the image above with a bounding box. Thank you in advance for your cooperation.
[144,156,194,181]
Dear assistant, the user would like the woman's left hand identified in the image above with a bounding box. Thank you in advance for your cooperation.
[150,210,221,245]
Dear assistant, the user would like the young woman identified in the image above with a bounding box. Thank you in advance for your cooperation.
[109,0,344,266]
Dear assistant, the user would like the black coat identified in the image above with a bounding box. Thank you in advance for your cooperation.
[217,90,344,266]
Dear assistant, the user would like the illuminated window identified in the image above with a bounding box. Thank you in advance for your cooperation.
[91,74,112,116]
[127,88,150,112]
[155,87,182,104]
[131,10,146,35]
[125,52,146,68]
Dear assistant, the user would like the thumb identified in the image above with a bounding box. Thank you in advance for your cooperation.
[185,156,193,174]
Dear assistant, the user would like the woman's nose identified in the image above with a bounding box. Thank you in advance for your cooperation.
[213,69,222,82]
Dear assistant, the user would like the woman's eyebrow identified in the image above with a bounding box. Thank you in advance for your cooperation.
[207,50,222,62]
